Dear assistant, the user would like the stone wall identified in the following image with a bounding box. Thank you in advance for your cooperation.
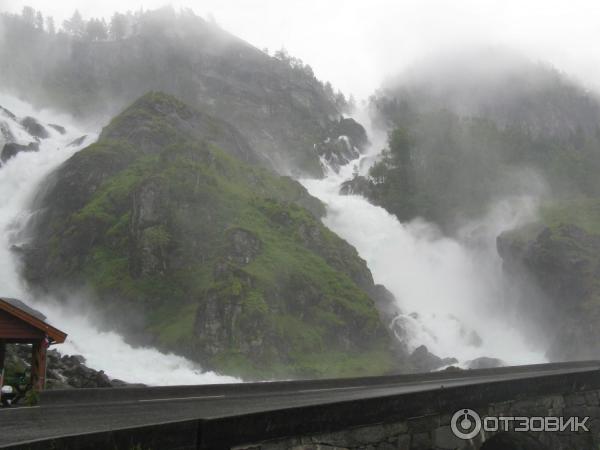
[233,389,600,450]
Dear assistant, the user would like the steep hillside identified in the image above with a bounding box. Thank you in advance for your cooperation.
[19,92,400,379]
[0,7,365,176]
[376,49,600,140]
[346,49,600,229]
[342,49,600,362]
[497,199,600,361]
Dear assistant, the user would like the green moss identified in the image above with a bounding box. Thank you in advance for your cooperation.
[539,198,600,236]
[73,150,155,226]
[290,349,395,378]
[143,225,171,249]
[505,198,600,244]
[85,247,129,292]
[504,199,600,333]
[213,347,395,380]
[241,290,268,315]
[38,92,395,379]
[150,303,198,347]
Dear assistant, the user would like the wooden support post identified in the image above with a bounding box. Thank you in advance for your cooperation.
[0,341,5,373]
[0,341,5,389]
[31,342,47,391]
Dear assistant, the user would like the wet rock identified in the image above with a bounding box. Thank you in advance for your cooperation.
[329,117,369,151]
[316,117,368,173]
[498,224,600,361]
[315,136,360,173]
[0,105,16,119]
[20,116,49,139]
[48,123,66,134]
[227,227,262,265]
[4,345,136,389]
[53,356,112,388]
[194,265,247,358]
[465,356,505,369]
[1,121,14,142]
[442,365,463,372]
[371,284,401,325]
[1,141,40,163]
[339,175,373,197]
[0,121,14,153]
[67,135,87,147]
[409,345,458,372]
[109,379,131,388]
[129,179,171,277]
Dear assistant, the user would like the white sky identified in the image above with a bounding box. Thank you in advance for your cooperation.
[3,0,600,99]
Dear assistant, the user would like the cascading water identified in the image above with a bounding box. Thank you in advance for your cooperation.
[0,90,544,383]
[0,93,238,385]
[301,129,547,367]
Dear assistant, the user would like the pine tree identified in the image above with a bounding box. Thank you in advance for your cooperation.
[63,10,85,38]
[109,13,127,40]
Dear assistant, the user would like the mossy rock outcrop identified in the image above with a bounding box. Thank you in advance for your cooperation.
[21,92,401,379]
[497,199,600,361]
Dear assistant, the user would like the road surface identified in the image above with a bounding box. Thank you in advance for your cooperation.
[1,361,599,448]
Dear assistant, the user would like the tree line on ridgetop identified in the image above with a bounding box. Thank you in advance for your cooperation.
[347,51,600,230]
[1,6,349,113]
[1,6,356,176]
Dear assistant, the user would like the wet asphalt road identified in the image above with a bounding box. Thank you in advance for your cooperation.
[1,361,599,448]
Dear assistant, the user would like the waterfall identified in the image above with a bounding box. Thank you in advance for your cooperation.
[300,128,546,367]
[0,90,545,383]
[0,93,238,385]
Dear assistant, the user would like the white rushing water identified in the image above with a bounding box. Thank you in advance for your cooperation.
[0,91,544,383]
[0,93,239,385]
[301,135,546,366]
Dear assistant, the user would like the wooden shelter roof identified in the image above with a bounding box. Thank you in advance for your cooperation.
[0,297,67,344]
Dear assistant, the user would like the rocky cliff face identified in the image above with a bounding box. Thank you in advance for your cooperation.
[19,92,402,379]
[0,9,357,176]
[0,106,44,165]
[314,118,369,173]
[498,221,600,361]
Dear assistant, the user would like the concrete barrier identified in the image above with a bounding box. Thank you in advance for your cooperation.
[39,360,600,406]
[5,361,600,450]
[198,368,600,449]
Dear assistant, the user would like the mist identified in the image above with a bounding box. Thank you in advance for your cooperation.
[4,0,600,101]
[1,1,599,382]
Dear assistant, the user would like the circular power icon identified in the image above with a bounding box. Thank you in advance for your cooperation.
[451,408,482,440]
